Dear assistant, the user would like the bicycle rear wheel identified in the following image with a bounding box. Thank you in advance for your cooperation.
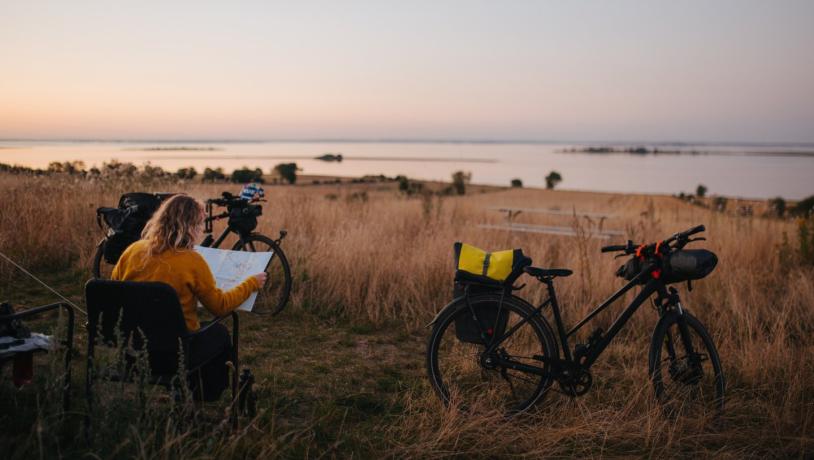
[232,234,292,315]
[426,293,558,415]
[649,311,725,416]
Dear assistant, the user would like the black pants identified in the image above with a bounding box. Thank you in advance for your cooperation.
[187,322,233,402]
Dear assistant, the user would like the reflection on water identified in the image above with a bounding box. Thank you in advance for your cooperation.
[0,141,812,199]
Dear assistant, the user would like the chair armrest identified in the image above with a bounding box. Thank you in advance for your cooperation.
[0,302,74,322]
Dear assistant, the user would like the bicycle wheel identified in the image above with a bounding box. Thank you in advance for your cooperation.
[232,234,292,315]
[91,239,115,279]
[649,311,725,416]
[426,293,558,415]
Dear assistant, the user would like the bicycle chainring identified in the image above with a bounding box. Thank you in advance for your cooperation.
[558,367,592,397]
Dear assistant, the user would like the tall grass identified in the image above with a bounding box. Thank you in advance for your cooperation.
[0,172,812,457]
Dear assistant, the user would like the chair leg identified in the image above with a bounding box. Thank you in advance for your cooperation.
[63,307,74,413]
[231,312,239,431]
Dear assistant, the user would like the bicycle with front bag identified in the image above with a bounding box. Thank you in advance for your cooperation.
[426,225,724,416]
[92,191,292,316]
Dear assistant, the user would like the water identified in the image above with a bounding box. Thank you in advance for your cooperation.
[1,140,812,199]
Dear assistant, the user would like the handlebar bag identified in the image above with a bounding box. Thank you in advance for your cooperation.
[452,242,530,344]
[227,203,262,234]
[664,249,718,283]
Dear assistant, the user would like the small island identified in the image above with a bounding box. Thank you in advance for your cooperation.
[316,153,344,162]
[560,146,700,155]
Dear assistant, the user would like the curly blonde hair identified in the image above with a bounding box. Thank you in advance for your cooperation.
[141,194,204,256]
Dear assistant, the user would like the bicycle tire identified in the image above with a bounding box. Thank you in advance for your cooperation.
[232,233,292,316]
[649,310,725,415]
[426,293,558,415]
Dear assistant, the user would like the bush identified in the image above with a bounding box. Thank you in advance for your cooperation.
[713,196,728,212]
[545,171,562,190]
[176,167,197,180]
[451,171,471,195]
[203,167,226,182]
[273,163,300,184]
[696,184,708,198]
[791,195,814,218]
[511,178,523,188]
[769,197,786,218]
[231,167,264,184]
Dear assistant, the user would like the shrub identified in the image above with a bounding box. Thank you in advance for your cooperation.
[451,171,471,195]
[696,184,708,198]
[545,171,562,190]
[231,167,264,184]
[273,163,300,184]
[176,167,197,180]
[791,195,814,218]
[202,167,226,182]
[713,196,728,212]
[511,178,523,188]
[769,197,786,218]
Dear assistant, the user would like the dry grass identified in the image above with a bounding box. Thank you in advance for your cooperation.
[0,172,812,458]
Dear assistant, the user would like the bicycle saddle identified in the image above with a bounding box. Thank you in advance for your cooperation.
[524,266,573,278]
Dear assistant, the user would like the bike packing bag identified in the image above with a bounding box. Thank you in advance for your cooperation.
[663,249,718,283]
[100,192,168,264]
[452,242,530,344]
[227,202,262,234]
[616,257,643,282]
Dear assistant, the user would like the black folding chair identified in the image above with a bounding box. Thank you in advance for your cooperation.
[84,279,239,429]
[0,302,75,411]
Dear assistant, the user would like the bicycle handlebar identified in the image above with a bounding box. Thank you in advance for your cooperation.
[601,225,706,255]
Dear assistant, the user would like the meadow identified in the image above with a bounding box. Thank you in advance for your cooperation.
[0,169,812,458]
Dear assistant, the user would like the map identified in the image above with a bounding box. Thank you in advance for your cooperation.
[194,245,273,312]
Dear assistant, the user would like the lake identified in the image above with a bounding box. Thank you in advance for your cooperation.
[1,140,812,199]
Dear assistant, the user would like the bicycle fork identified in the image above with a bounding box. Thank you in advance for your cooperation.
[655,286,702,383]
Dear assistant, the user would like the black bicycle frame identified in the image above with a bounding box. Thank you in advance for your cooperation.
[486,267,666,375]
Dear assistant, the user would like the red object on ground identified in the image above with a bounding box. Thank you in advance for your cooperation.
[12,351,33,387]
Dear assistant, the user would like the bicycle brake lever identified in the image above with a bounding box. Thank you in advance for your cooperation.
[687,237,706,243]
[512,283,526,291]
[614,253,627,259]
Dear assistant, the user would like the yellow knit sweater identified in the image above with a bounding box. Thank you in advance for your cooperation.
[111,240,259,331]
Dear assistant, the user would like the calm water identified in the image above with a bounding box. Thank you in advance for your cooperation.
[1,141,812,199]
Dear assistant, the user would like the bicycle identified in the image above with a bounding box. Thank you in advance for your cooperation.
[426,225,725,416]
[92,191,292,316]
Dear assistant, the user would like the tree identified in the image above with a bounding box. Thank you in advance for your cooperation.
[511,178,523,188]
[176,167,197,180]
[713,196,728,212]
[273,163,300,184]
[545,171,562,190]
[769,197,786,218]
[791,195,814,218]
[231,166,264,184]
[451,171,471,195]
[696,184,708,198]
[203,167,226,182]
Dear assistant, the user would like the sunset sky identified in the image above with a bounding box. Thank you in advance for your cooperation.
[1,1,813,142]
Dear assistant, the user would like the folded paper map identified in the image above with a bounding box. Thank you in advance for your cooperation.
[194,245,272,312]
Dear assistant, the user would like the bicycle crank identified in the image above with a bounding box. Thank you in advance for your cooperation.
[558,368,592,397]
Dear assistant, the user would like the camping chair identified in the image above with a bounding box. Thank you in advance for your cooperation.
[0,302,75,411]
[84,279,239,429]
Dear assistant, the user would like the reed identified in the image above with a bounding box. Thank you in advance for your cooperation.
[0,172,811,457]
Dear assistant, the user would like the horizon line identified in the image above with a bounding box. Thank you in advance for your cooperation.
[2,137,814,147]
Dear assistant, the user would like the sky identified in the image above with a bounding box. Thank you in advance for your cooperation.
[1,1,813,143]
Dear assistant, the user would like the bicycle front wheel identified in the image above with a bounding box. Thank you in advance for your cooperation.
[426,293,558,415]
[649,310,725,416]
[232,234,292,315]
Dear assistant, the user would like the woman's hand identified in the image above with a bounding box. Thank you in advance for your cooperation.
[252,272,267,288]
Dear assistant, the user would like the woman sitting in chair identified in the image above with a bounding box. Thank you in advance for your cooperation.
[112,194,266,401]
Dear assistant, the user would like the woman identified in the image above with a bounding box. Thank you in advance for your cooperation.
[112,194,266,401]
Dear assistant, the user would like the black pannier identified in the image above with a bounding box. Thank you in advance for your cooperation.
[453,282,509,344]
[98,193,172,264]
[663,249,718,283]
[227,202,262,234]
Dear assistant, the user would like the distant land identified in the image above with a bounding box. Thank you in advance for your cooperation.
[560,146,814,157]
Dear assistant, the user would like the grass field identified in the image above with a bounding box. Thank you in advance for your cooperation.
[0,171,812,458]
